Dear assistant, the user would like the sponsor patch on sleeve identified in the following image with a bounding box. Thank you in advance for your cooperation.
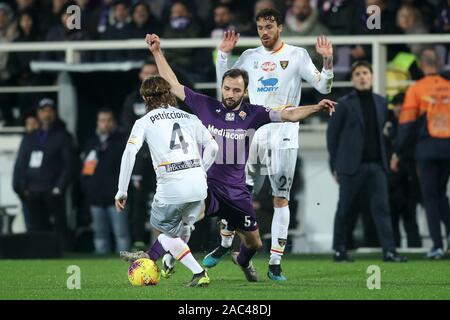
[128,136,138,145]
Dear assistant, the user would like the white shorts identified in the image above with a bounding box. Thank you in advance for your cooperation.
[246,140,297,200]
[150,199,205,237]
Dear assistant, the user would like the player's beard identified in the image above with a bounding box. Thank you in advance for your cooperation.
[222,95,244,110]
[260,32,280,50]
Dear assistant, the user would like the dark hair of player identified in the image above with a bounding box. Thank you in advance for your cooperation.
[140,76,177,112]
[255,8,283,26]
[222,68,249,90]
[351,60,373,75]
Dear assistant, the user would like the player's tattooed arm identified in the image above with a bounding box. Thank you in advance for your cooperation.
[316,35,333,70]
[280,99,336,122]
[145,34,186,100]
[323,55,333,70]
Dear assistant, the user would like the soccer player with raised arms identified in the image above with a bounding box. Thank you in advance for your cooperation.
[207,8,334,281]
[115,75,219,287]
[143,33,336,282]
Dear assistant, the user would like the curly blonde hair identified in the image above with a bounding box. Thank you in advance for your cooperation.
[140,76,177,112]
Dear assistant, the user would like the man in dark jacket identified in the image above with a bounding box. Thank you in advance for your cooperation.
[385,93,422,248]
[327,61,407,263]
[81,108,131,254]
[13,98,75,249]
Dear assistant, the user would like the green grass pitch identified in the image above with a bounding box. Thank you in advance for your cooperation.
[1,253,449,300]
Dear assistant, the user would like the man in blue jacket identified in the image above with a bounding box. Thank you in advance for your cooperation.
[327,61,407,263]
[13,98,75,249]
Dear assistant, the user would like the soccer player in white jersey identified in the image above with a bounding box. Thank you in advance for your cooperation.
[115,75,219,287]
[205,8,334,281]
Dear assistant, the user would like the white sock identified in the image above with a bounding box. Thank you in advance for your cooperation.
[162,252,176,268]
[269,206,290,265]
[220,219,235,248]
[180,224,192,244]
[166,224,192,269]
[158,234,203,274]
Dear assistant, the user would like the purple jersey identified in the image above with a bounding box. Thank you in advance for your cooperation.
[184,87,277,186]
[184,87,281,229]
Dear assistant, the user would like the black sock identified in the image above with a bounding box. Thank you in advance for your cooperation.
[194,270,205,277]
[211,245,230,258]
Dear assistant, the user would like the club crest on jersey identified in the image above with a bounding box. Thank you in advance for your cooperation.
[253,61,259,69]
[261,61,277,72]
[238,111,247,120]
[216,108,221,113]
[225,112,235,121]
[280,60,289,69]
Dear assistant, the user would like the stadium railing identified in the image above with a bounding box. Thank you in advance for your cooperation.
[1,34,449,96]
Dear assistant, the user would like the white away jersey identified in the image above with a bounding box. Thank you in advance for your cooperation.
[128,106,214,204]
[217,43,333,149]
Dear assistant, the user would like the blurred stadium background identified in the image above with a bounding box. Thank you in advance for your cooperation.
[0,0,450,258]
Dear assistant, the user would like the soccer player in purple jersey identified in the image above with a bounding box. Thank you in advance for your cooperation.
[122,33,335,282]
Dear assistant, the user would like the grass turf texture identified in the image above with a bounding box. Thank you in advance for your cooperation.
[1,253,449,300]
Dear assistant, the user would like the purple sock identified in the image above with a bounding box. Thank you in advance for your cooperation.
[147,239,166,261]
[237,243,257,268]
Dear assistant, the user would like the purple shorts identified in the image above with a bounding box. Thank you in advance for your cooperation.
[205,180,258,232]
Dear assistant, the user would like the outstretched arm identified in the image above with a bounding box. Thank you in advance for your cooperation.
[280,99,336,122]
[300,35,334,94]
[145,34,186,101]
[216,30,240,85]
[316,35,333,71]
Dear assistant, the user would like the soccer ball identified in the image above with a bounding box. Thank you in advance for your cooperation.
[128,258,161,286]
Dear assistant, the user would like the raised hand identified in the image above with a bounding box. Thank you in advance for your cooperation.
[315,35,333,58]
[219,30,240,54]
[318,99,337,116]
[145,33,161,53]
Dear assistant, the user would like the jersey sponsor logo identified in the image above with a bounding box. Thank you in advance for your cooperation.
[164,159,201,173]
[280,60,289,69]
[261,61,277,72]
[128,136,138,145]
[207,124,247,140]
[239,111,247,120]
[257,77,279,92]
[225,112,235,121]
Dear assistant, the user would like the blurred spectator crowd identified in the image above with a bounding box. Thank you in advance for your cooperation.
[1,0,450,125]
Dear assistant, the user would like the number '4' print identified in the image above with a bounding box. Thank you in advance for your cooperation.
[170,123,189,154]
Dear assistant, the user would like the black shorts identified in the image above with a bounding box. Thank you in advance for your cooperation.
[205,182,258,232]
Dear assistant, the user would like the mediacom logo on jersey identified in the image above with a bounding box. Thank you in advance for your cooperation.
[257,77,279,92]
